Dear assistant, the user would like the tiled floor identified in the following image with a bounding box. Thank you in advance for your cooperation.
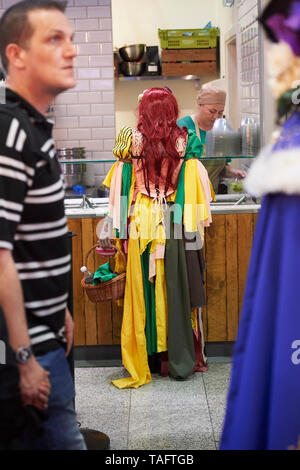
[74,360,232,450]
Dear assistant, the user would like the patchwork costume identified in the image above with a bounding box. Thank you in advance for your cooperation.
[103,127,213,388]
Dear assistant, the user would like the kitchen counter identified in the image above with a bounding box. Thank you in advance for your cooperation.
[210,203,260,214]
[65,198,109,218]
[65,196,261,218]
[67,195,259,346]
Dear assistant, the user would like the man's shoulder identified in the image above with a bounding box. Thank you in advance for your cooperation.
[0,103,31,131]
[0,103,34,155]
[0,103,19,119]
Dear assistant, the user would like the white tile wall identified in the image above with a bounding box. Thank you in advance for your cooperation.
[236,0,263,167]
[0,0,115,183]
[237,0,261,122]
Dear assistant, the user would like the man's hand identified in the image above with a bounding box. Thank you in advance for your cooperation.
[18,357,51,410]
[64,307,73,357]
[0,249,51,410]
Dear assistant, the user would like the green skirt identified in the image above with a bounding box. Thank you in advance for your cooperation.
[165,221,195,379]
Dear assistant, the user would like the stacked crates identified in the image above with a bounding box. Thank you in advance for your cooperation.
[158,28,219,76]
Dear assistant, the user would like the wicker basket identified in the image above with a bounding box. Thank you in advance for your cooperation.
[81,243,126,303]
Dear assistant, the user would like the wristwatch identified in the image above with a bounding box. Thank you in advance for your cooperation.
[15,345,33,364]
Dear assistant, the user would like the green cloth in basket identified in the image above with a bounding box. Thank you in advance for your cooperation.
[92,262,117,285]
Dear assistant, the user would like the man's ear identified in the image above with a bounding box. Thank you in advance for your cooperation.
[5,43,26,70]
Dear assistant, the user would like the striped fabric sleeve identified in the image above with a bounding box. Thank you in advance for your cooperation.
[112,126,132,160]
[0,112,34,250]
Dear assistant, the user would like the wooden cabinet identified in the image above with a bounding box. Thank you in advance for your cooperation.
[68,217,123,346]
[68,212,258,346]
[202,213,258,342]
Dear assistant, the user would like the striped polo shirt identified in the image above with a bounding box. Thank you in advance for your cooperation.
[0,89,70,355]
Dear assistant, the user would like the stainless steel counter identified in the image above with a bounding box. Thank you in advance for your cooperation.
[65,197,109,218]
[65,195,261,218]
[210,203,260,214]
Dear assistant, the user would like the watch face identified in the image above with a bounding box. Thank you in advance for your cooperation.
[16,346,32,364]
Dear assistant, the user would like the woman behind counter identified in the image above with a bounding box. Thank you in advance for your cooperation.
[101,87,213,388]
[177,86,246,193]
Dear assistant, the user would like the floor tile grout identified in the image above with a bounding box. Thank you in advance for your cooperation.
[75,363,231,450]
[126,390,132,449]
[201,372,217,446]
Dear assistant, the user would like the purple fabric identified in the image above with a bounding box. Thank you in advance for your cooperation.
[285,2,300,28]
[220,194,300,449]
[266,1,300,56]
[220,100,300,453]
[272,111,300,152]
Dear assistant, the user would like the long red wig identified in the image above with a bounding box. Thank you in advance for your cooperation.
[136,87,187,196]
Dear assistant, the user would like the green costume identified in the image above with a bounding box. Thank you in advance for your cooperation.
[177,115,231,193]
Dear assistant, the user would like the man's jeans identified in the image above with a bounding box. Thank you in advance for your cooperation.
[23,348,86,450]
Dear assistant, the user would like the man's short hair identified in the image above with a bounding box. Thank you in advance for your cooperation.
[0,0,68,73]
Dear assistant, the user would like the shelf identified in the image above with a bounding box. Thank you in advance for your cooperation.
[59,160,114,163]
[116,75,201,81]
[201,155,256,159]
[59,156,256,164]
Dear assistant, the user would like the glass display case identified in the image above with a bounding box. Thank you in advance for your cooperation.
[60,156,260,218]
[59,155,256,197]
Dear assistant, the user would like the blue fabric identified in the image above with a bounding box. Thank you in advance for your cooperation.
[220,194,300,450]
[272,111,300,152]
[23,348,86,450]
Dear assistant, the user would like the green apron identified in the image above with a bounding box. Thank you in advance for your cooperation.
[191,115,226,194]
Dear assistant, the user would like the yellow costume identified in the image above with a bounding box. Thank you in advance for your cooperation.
[103,126,213,388]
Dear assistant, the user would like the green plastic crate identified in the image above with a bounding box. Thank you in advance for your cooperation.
[158,28,219,49]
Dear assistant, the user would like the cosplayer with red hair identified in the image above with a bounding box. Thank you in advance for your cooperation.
[99,87,214,389]
[136,88,187,196]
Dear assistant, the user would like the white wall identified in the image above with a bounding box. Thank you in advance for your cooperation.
[0,0,115,185]
[112,0,235,134]
[115,77,212,132]
[112,0,219,48]
[261,0,276,145]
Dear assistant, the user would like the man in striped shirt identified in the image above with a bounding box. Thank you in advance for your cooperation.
[0,0,87,450]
